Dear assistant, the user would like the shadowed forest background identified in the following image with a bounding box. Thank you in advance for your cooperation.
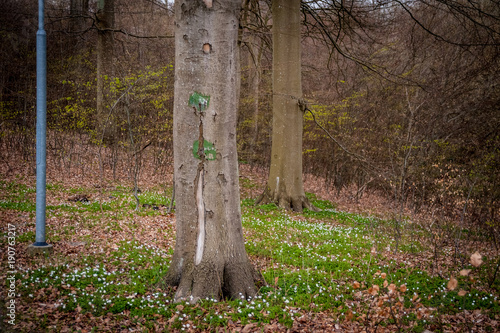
[2,0,498,227]
[1,0,500,332]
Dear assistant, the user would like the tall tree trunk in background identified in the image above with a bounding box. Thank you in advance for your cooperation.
[69,0,89,33]
[242,0,265,164]
[165,0,258,302]
[96,0,115,143]
[248,40,263,162]
[256,0,315,212]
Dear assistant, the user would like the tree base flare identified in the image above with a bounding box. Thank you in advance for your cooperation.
[256,184,319,213]
[165,259,264,303]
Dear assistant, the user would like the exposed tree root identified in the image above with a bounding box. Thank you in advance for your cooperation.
[165,257,264,303]
[256,184,319,213]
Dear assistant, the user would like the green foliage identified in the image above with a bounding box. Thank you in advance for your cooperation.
[46,63,174,152]
[17,230,35,243]
[134,189,170,207]
[0,201,36,212]
[0,181,36,211]
[240,178,258,189]
[19,240,171,316]
[242,205,375,277]
[256,203,279,213]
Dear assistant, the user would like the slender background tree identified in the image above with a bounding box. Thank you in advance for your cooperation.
[256,0,316,212]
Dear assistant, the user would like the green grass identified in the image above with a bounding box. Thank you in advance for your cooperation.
[0,200,36,211]
[17,230,35,243]
[0,180,170,216]
[129,189,171,208]
[240,177,258,189]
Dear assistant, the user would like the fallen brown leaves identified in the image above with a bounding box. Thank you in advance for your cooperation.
[353,280,436,330]
[447,277,458,291]
[470,252,483,267]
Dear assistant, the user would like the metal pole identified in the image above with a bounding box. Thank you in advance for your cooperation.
[31,0,51,252]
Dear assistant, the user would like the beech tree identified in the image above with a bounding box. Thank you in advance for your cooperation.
[96,0,115,142]
[164,0,258,302]
[256,0,316,212]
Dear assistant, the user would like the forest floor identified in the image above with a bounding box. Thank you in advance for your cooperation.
[1,149,499,332]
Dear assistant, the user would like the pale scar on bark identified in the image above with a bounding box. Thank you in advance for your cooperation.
[190,91,212,266]
[195,168,205,265]
[195,107,206,266]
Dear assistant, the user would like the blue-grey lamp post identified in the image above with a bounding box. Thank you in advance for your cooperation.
[29,0,53,255]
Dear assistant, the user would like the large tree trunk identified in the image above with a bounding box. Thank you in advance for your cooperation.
[256,0,316,212]
[165,0,259,303]
[96,0,115,143]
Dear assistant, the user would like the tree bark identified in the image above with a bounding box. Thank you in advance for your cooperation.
[96,0,115,144]
[165,0,259,303]
[256,0,316,212]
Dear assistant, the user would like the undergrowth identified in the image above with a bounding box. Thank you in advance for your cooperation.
[1,179,499,332]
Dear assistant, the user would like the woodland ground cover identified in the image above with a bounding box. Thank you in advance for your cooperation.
[1,1,499,331]
[1,152,499,333]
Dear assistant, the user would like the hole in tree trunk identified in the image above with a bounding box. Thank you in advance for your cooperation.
[203,43,212,54]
